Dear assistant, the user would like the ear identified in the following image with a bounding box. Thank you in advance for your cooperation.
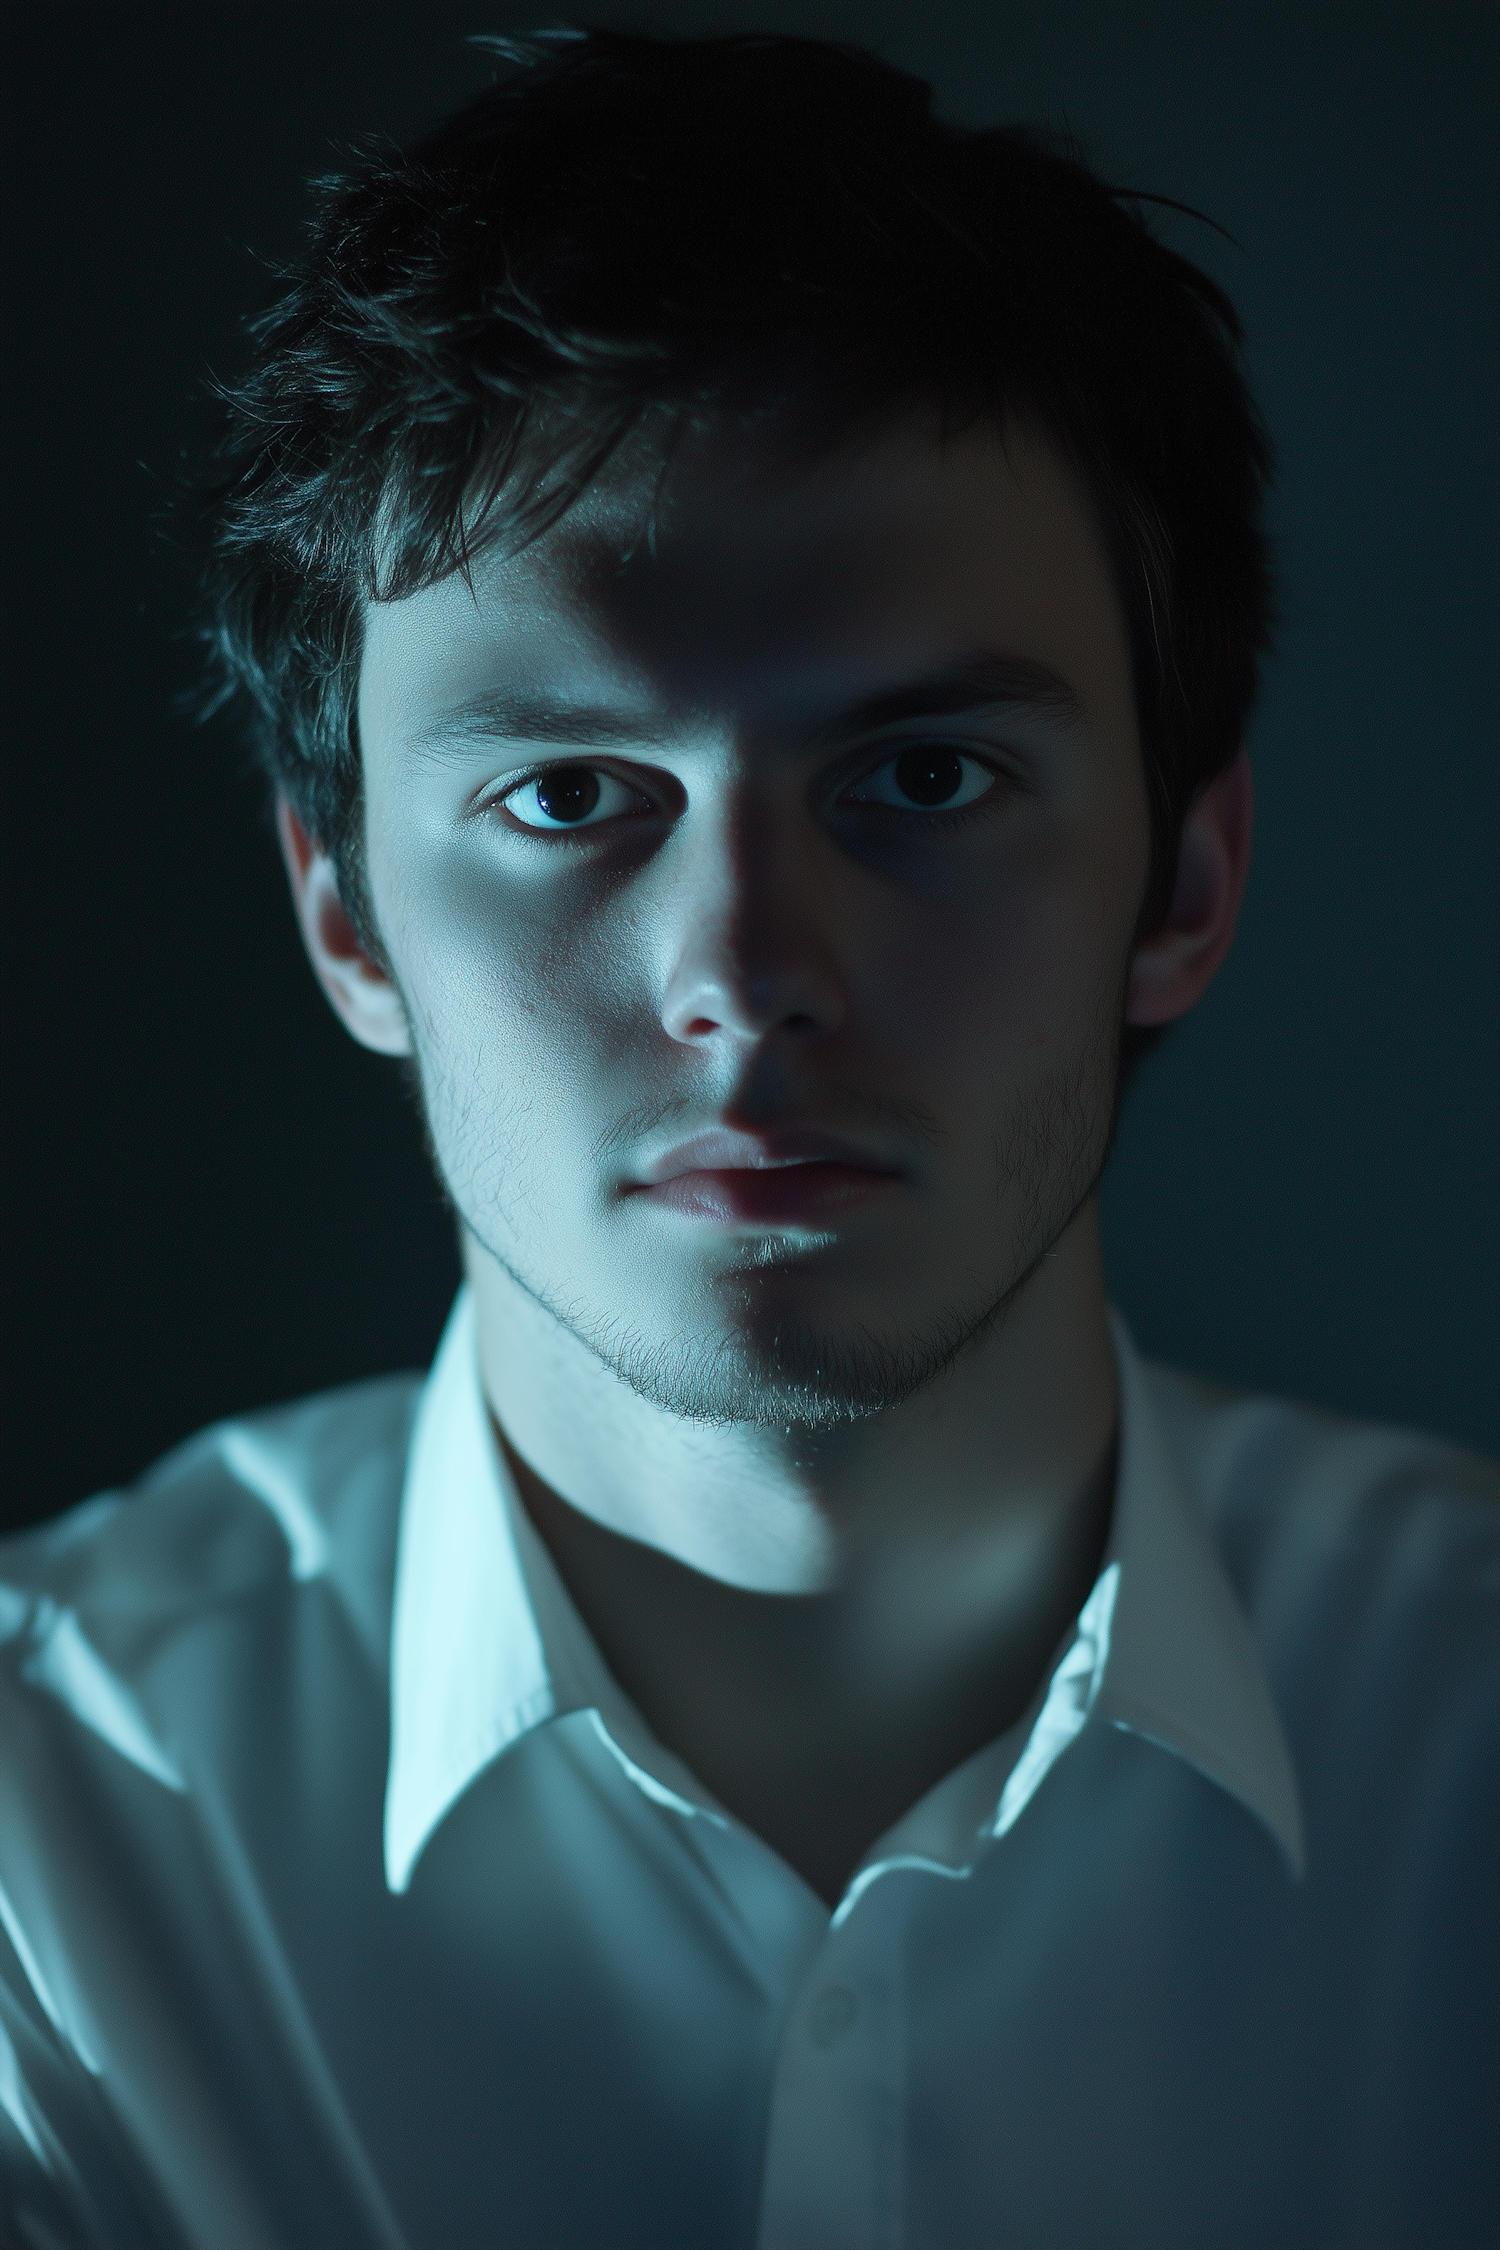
[275,796,412,1057]
[1126,749,1253,1029]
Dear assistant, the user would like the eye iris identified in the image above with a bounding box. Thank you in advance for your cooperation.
[534,767,601,824]
[894,747,965,807]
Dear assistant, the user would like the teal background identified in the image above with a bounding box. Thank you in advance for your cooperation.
[3,3,1496,1531]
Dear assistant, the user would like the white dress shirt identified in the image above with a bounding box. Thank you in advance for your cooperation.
[0,1291,1494,2248]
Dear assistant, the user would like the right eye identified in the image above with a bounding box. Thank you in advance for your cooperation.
[846,744,998,813]
[499,765,646,831]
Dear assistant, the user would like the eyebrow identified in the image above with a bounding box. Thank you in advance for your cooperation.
[411,652,1087,758]
[819,655,1087,740]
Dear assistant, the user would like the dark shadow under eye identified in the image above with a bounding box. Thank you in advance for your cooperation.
[534,767,601,823]
[894,747,966,806]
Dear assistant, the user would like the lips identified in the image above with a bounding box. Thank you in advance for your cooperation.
[631,1126,904,1227]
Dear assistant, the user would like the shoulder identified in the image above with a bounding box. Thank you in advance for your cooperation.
[0,1370,425,1696]
[1142,1354,1499,1607]
[0,1376,425,2219]
[1142,1355,1499,1811]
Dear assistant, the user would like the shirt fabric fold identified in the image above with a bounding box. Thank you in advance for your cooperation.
[0,1294,1494,2248]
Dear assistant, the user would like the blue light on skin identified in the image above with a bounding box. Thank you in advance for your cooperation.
[279,409,1251,1902]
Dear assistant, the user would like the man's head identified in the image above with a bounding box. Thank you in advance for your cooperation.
[199,30,1272,1427]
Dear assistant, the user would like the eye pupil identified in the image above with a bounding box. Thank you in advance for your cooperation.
[894,747,965,807]
[534,766,601,824]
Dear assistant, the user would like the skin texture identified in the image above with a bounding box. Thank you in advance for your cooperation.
[281,412,1252,1901]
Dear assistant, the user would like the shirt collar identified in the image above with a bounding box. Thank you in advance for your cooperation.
[384,1291,721,1893]
[1098,1305,1305,1875]
[384,1289,1304,1895]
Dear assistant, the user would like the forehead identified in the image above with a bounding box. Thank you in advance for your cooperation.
[357,413,1137,754]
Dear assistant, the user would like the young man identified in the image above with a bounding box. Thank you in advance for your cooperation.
[1,30,1494,2249]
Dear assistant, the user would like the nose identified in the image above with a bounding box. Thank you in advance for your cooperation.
[658,803,849,1050]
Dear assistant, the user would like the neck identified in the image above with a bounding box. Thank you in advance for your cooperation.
[466,1202,1119,1902]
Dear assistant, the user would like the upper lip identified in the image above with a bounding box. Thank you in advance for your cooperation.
[634,1125,905,1187]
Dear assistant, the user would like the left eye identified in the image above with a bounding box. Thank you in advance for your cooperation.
[499,765,644,830]
[848,746,996,812]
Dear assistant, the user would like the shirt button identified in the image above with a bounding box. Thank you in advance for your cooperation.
[808,1983,860,2048]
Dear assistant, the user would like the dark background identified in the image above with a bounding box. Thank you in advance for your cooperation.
[3,1,1496,1537]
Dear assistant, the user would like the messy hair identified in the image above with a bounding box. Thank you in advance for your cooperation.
[194,25,1277,1061]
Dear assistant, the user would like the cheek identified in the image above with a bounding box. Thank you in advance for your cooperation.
[862,836,1139,1089]
[371,834,654,1149]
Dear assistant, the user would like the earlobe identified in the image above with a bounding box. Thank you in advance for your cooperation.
[274,796,412,1057]
[1126,749,1253,1030]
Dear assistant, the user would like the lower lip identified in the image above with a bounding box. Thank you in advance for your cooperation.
[638,1164,901,1226]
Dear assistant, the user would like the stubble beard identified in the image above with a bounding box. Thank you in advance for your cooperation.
[408,976,1128,1434]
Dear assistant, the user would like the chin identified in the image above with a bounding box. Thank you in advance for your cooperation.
[590,1283,1012,1431]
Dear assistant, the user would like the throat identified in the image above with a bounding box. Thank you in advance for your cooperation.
[498,1423,1117,1908]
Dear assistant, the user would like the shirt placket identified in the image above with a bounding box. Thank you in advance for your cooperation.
[754,1884,908,2250]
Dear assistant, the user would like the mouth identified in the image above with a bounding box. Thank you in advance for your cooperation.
[628,1126,906,1229]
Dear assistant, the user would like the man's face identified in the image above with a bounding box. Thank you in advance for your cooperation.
[356,414,1150,1425]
